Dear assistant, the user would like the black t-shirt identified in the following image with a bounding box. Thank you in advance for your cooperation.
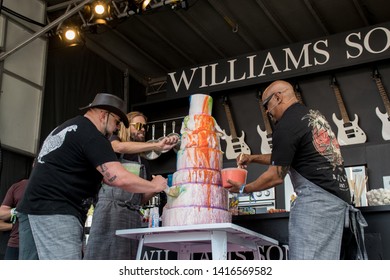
[17,115,119,223]
[271,103,351,203]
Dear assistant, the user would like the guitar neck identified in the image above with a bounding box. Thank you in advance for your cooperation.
[331,83,351,123]
[374,77,390,116]
[259,100,273,134]
[295,90,304,105]
[223,102,238,138]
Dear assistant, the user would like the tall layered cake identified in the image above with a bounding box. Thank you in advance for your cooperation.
[162,94,232,226]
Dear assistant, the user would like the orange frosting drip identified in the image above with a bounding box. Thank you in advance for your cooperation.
[184,169,217,183]
[184,131,215,148]
[192,115,214,133]
[200,147,211,169]
[206,184,211,208]
[202,98,209,114]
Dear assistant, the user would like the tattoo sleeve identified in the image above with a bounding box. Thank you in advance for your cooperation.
[277,166,289,179]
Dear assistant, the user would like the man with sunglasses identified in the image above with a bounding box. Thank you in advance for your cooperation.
[17,94,168,260]
[84,111,179,260]
[227,80,367,260]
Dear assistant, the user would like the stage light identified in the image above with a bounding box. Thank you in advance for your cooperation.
[54,0,190,48]
[59,26,82,47]
[65,29,77,40]
[142,0,151,10]
[130,0,152,13]
[84,0,111,25]
[93,1,107,15]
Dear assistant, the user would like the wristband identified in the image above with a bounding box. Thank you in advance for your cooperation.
[239,184,246,194]
[239,185,257,203]
[10,208,18,224]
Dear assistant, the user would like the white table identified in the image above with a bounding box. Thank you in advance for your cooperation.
[116,223,278,260]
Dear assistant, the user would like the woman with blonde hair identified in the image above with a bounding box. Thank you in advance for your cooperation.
[84,111,178,260]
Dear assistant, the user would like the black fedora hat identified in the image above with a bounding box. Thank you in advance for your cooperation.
[80,93,129,128]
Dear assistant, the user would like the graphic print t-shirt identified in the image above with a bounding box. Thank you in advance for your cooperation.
[17,116,118,223]
[271,103,351,203]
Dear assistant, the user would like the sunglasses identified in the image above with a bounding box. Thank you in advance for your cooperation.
[262,92,277,110]
[130,122,147,130]
[109,113,121,126]
[262,88,287,110]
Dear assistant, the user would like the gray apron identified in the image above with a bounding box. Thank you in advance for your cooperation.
[288,168,368,260]
[84,156,146,260]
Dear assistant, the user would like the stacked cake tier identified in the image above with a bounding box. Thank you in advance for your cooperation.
[162,94,231,226]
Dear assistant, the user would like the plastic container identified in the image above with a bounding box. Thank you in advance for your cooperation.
[149,207,160,228]
[167,174,173,187]
[221,167,247,188]
[122,162,141,176]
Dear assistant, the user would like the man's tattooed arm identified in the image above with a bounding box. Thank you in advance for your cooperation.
[277,166,290,179]
[99,163,117,183]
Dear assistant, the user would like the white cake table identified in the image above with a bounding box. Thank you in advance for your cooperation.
[116,223,278,260]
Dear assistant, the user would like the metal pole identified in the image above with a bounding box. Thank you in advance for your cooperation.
[0,0,94,62]
[124,68,129,109]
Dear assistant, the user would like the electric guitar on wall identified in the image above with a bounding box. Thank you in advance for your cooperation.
[256,92,273,154]
[372,69,390,140]
[222,96,251,159]
[294,83,305,105]
[330,76,367,146]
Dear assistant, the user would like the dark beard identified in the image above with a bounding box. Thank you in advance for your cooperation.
[104,128,112,139]
[130,132,144,142]
[105,128,119,139]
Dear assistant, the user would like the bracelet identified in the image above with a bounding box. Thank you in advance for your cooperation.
[10,208,18,224]
[239,184,246,194]
[239,185,257,203]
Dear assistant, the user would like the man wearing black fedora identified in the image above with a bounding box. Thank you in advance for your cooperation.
[17,93,168,260]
